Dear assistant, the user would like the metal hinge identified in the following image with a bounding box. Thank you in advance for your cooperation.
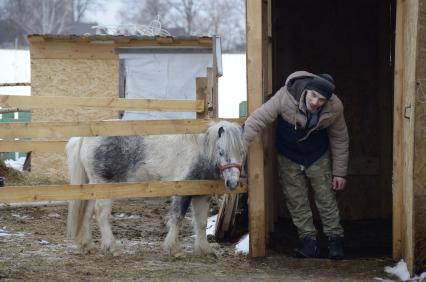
[404,104,411,119]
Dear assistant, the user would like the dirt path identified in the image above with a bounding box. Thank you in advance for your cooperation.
[0,198,393,281]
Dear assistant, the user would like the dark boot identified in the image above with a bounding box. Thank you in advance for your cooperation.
[328,236,344,260]
[294,236,319,258]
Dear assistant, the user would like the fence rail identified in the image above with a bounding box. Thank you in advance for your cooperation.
[0,95,205,112]
[0,118,243,140]
[0,179,248,203]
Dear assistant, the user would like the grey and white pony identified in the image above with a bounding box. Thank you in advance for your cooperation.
[66,120,246,256]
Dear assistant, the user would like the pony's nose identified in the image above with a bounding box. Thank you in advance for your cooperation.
[226,180,239,190]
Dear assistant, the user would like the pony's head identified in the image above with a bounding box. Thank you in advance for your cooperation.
[206,121,247,190]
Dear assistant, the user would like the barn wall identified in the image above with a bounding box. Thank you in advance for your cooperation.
[30,57,119,177]
[414,0,426,271]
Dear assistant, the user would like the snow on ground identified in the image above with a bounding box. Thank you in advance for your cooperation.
[374,260,426,281]
[235,233,249,254]
[0,49,31,96]
[4,157,26,171]
[206,214,217,236]
[219,53,247,118]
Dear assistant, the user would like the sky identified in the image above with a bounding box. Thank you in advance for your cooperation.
[84,1,125,26]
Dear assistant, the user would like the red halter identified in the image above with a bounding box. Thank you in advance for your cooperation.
[218,163,242,173]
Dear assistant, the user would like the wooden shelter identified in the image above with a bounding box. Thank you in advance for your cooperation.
[246,0,426,274]
[26,34,220,177]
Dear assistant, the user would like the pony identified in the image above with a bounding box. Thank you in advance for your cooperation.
[66,120,246,256]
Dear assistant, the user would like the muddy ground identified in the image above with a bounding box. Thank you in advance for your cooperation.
[0,195,399,282]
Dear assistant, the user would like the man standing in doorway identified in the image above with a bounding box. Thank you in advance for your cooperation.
[243,70,349,259]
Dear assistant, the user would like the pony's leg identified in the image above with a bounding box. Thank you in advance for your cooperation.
[163,196,192,255]
[75,200,96,254]
[94,199,121,256]
[191,195,215,256]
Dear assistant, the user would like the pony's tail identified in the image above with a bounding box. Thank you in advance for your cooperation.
[66,137,89,240]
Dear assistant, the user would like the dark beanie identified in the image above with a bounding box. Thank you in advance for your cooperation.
[305,73,335,100]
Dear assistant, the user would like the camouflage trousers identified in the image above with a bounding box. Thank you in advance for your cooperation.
[277,151,344,238]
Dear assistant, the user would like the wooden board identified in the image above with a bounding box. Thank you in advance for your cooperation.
[0,140,66,153]
[0,179,247,203]
[246,0,267,257]
[0,96,205,113]
[0,118,244,138]
[28,36,213,60]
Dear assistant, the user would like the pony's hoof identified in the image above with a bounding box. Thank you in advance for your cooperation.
[80,243,97,255]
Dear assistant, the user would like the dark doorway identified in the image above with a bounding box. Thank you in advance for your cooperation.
[270,0,396,258]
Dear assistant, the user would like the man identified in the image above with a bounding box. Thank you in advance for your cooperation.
[243,70,349,259]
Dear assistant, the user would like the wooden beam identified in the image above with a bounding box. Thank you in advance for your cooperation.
[0,140,66,153]
[0,96,205,113]
[0,82,31,87]
[28,36,213,60]
[196,77,208,119]
[393,0,419,274]
[0,118,244,138]
[0,179,248,203]
[246,0,267,257]
[393,0,405,262]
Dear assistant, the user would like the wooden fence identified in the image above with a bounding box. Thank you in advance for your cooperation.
[0,78,247,203]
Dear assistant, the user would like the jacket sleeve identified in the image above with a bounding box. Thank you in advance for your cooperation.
[243,87,284,145]
[327,103,349,177]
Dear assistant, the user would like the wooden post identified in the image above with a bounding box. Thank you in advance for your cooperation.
[393,0,419,274]
[246,0,267,257]
[196,77,208,119]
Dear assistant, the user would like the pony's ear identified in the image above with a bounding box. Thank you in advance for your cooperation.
[218,126,225,138]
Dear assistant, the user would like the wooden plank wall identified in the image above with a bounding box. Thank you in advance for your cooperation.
[414,0,426,272]
[30,57,119,178]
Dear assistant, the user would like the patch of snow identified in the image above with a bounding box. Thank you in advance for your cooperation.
[384,260,410,281]
[47,212,61,218]
[4,157,26,171]
[206,214,217,236]
[36,239,50,245]
[375,260,426,282]
[113,213,141,220]
[0,227,27,238]
[235,233,249,255]
[11,212,29,219]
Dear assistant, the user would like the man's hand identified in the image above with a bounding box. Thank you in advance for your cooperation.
[332,176,346,191]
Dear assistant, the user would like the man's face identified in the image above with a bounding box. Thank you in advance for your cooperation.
[305,90,327,112]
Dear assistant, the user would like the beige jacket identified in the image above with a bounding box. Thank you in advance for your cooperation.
[243,71,349,177]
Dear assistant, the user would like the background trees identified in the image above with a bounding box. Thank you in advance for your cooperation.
[0,0,245,52]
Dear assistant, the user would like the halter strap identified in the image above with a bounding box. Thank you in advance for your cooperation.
[218,163,242,173]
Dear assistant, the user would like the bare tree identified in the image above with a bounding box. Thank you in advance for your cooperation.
[196,0,245,52]
[73,0,103,23]
[2,0,73,34]
[168,0,202,35]
[118,0,171,26]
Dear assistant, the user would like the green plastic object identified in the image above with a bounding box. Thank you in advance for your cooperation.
[239,101,247,118]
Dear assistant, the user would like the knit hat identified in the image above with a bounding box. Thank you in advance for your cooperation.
[305,74,335,100]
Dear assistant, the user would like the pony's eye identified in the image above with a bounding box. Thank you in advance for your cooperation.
[219,150,224,156]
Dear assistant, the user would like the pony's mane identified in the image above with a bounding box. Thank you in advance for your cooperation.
[204,121,246,160]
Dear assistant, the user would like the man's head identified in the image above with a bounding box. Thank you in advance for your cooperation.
[304,74,335,112]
